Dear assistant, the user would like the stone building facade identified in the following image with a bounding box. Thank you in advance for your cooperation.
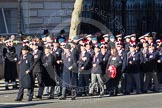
[1,0,162,36]
[0,0,75,34]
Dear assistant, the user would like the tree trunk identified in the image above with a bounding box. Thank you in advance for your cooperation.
[69,0,83,39]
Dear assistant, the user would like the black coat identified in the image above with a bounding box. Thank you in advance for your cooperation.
[145,51,159,72]
[70,47,79,86]
[118,50,127,72]
[71,48,79,72]
[124,42,130,53]
[141,48,149,73]
[157,49,162,72]
[61,52,74,87]
[42,53,56,86]
[87,49,94,58]
[126,51,143,73]
[101,50,111,74]
[3,46,18,81]
[53,47,62,60]
[78,51,92,73]
[52,47,63,75]
[31,50,43,73]
[19,53,34,88]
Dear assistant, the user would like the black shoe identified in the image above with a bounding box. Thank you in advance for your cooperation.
[5,86,9,90]
[109,92,114,96]
[71,96,76,100]
[153,90,159,93]
[123,92,130,95]
[142,90,147,93]
[114,90,118,96]
[136,91,142,94]
[88,93,93,96]
[59,96,66,100]
[13,85,18,90]
[28,98,32,101]
[48,96,54,99]
[15,99,22,101]
[77,94,82,97]
[35,95,42,99]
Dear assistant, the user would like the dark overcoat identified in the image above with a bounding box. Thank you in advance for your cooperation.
[3,46,18,81]
[42,53,56,86]
[126,51,143,73]
[31,50,43,73]
[61,52,75,87]
[19,53,34,88]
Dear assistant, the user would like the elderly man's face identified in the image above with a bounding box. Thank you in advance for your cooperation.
[22,50,28,55]
[32,45,38,50]
[53,42,59,47]
[86,44,91,50]
[44,48,50,55]
[129,47,135,52]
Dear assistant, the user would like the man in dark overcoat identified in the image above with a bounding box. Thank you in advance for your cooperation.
[59,44,77,100]
[3,39,18,90]
[125,45,143,95]
[41,46,56,99]
[30,43,44,99]
[143,44,159,93]
[78,44,91,96]
[15,45,34,101]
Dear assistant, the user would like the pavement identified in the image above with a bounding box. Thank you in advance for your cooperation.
[0,88,162,108]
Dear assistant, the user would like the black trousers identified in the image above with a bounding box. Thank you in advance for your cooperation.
[140,72,145,91]
[78,74,89,94]
[120,73,127,93]
[107,71,121,95]
[126,73,141,93]
[61,72,77,98]
[144,72,159,91]
[16,88,33,100]
[33,72,44,96]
